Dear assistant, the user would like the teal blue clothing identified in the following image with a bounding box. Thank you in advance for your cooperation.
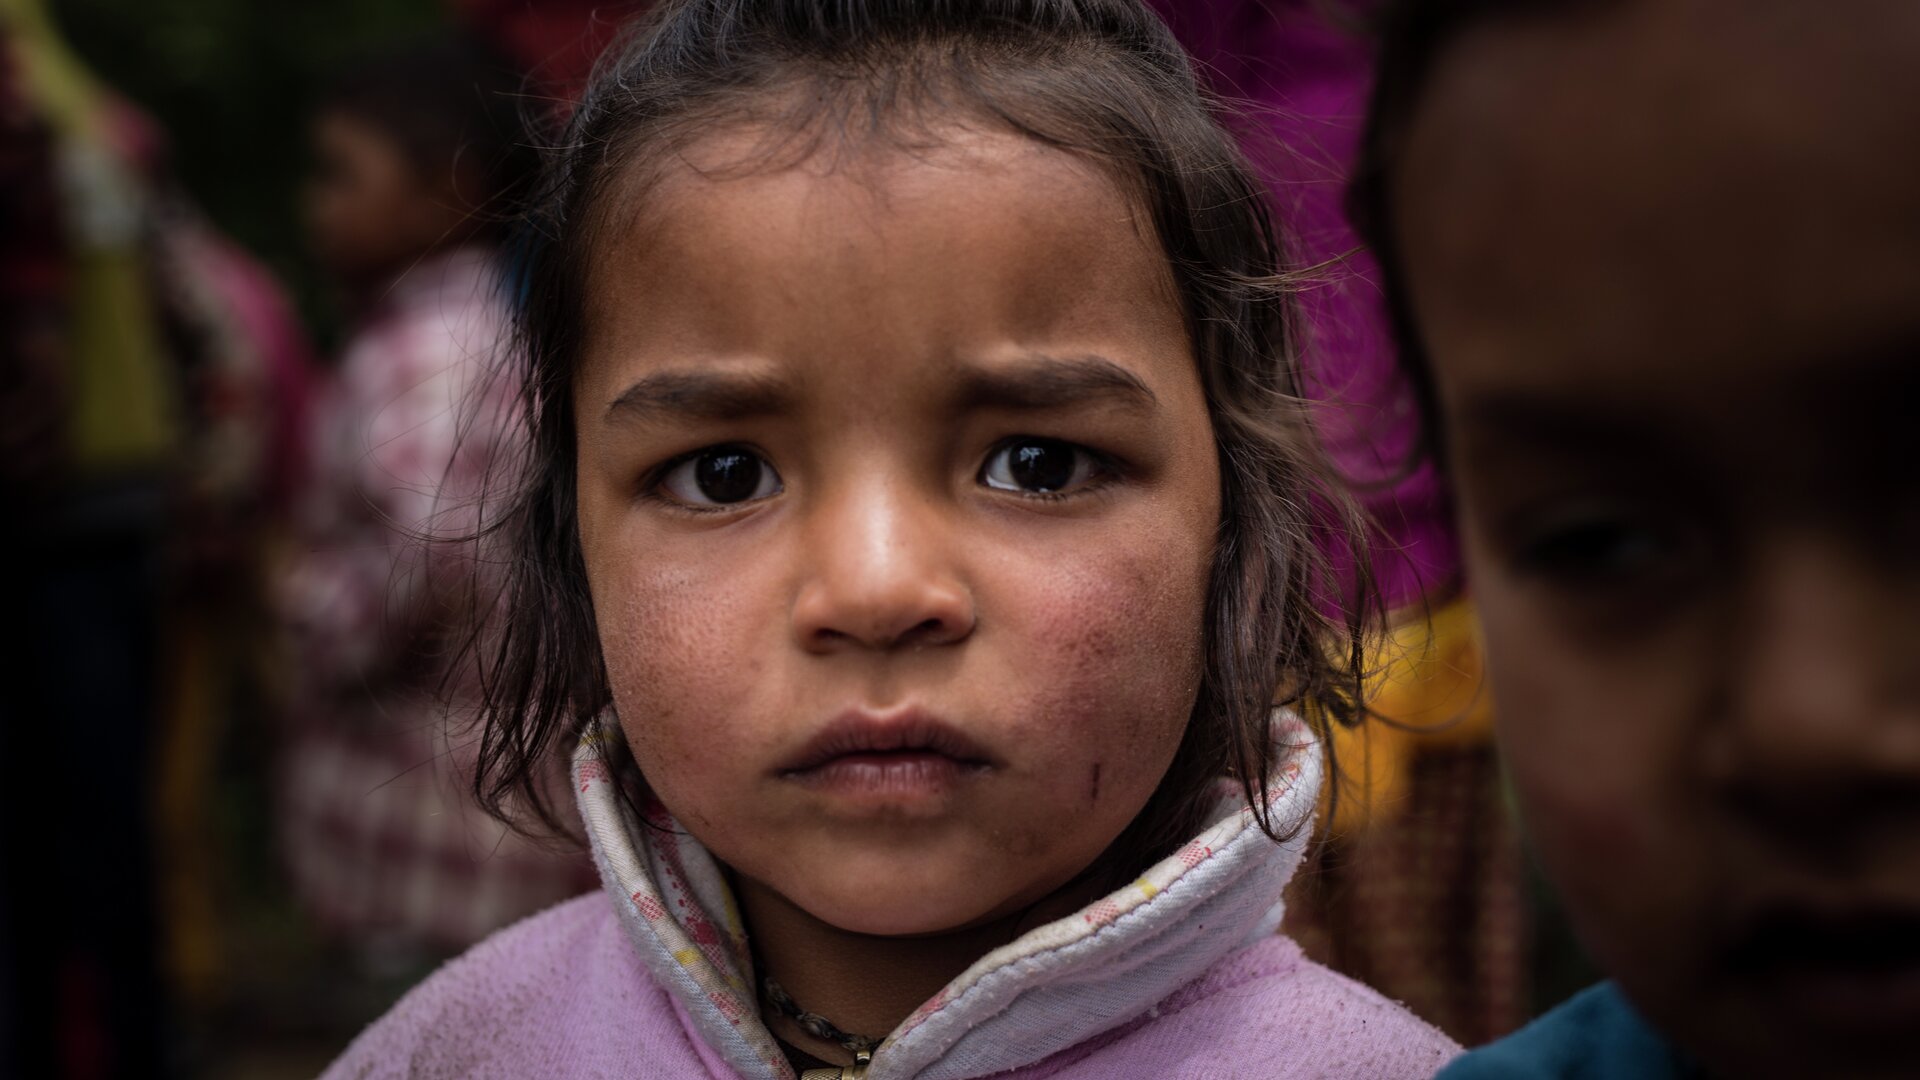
[1437,983,1694,1079]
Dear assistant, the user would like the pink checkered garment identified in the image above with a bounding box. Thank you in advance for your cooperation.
[276,246,590,951]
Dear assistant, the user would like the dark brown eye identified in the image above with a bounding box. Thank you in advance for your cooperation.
[981,438,1097,495]
[659,446,781,507]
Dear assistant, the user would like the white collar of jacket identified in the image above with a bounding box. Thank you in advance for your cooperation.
[572,710,1321,1080]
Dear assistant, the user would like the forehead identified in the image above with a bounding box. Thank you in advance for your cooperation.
[1396,0,1920,418]
[578,127,1181,379]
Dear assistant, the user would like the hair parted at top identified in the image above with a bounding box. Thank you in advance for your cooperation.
[475,0,1380,879]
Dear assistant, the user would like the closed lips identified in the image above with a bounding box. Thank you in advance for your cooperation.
[780,712,996,774]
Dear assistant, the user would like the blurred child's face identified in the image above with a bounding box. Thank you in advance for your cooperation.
[1396,2,1920,1075]
[571,128,1221,937]
[304,110,463,286]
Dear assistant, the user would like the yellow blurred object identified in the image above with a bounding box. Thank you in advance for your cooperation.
[2,0,181,473]
[1327,596,1495,834]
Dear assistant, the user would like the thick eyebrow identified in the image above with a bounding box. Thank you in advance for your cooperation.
[604,368,794,425]
[1455,331,1920,456]
[1458,393,1657,445]
[1451,390,1688,469]
[954,353,1159,415]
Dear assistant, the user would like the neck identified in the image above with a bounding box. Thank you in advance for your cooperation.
[736,875,1095,1065]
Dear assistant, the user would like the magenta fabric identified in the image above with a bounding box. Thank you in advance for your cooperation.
[1152,0,1458,605]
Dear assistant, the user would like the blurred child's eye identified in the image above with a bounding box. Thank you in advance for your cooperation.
[980,438,1106,496]
[655,446,782,508]
[1511,509,1692,586]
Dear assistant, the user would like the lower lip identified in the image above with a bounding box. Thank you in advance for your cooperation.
[785,752,984,801]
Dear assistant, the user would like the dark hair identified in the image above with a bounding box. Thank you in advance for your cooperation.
[321,36,537,232]
[1348,0,1602,463]
[474,0,1380,878]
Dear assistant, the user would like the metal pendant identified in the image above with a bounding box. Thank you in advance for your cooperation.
[799,1048,872,1079]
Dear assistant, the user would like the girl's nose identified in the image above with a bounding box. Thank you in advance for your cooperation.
[1709,532,1920,836]
[789,479,976,654]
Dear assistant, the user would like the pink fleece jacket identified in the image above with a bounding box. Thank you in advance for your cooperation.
[323,714,1460,1078]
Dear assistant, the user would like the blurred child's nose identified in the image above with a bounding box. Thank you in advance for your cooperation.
[789,474,976,654]
[1712,531,1920,839]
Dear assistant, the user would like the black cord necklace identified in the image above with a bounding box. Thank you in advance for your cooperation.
[762,975,884,1055]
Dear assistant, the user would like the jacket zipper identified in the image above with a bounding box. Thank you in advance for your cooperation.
[798,1047,873,1079]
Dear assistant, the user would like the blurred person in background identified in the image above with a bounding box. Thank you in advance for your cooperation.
[1353,0,1920,1074]
[276,35,591,994]
[1,0,315,1075]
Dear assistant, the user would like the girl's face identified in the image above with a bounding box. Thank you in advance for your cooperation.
[1398,2,1920,1076]
[572,129,1220,937]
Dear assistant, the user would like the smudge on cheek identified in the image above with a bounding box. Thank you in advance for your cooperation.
[1037,545,1207,737]
[991,536,1207,848]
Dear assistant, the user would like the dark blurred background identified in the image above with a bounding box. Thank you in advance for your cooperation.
[3,4,630,1076]
[53,0,594,354]
[1,2,1591,1077]
[60,0,443,346]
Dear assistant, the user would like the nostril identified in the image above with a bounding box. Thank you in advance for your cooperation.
[903,617,949,646]
[790,576,975,652]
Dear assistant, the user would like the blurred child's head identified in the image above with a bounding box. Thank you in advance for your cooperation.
[305,37,532,287]
[1354,0,1920,1074]
[475,0,1375,939]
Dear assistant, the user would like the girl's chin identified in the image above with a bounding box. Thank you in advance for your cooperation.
[793,885,1033,938]
[777,863,1101,940]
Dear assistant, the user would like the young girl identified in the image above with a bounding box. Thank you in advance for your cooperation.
[323,2,1461,1076]
[1349,0,1920,1076]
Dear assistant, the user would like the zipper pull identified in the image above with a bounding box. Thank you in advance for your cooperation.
[798,1048,871,1080]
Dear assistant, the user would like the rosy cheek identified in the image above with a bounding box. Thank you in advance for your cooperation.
[1487,617,1706,985]
[1010,533,1209,788]
[1514,760,1651,892]
[1490,624,1680,861]
[1498,685,1647,881]
[591,538,762,778]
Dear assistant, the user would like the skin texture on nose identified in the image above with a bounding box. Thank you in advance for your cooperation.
[570,125,1220,1044]
[784,466,978,653]
[1395,1,1920,1076]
